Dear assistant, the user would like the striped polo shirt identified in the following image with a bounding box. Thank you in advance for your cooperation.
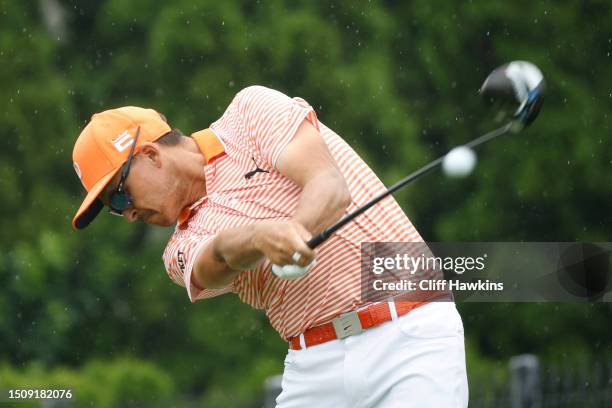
[162,85,424,340]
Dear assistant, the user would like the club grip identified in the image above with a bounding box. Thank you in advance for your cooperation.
[306,233,327,249]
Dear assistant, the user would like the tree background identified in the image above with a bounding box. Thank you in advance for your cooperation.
[1,0,611,406]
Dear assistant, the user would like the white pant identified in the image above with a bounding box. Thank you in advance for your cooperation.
[276,302,468,408]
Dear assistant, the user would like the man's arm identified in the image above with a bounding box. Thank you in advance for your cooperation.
[276,119,351,234]
[193,118,350,289]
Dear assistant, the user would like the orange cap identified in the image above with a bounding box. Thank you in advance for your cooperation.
[71,106,171,230]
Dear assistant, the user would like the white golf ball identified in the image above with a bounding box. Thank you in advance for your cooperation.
[442,146,477,178]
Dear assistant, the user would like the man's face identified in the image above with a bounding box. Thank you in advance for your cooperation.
[100,142,183,226]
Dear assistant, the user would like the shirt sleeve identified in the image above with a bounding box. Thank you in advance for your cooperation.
[163,229,233,303]
[235,85,320,169]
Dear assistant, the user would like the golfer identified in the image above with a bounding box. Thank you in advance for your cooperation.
[71,85,468,407]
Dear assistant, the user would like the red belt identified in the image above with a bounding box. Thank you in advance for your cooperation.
[288,300,428,350]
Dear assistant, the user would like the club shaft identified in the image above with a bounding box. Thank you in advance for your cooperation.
[306,122,514,249]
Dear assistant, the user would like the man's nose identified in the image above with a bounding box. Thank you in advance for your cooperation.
[123,208,138,222]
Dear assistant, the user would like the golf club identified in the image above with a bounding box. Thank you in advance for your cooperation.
[272,60,546,279]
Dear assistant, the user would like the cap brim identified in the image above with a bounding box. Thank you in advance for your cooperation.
[72,170,119,230]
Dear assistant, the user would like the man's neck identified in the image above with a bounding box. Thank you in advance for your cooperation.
[179,137,208,206]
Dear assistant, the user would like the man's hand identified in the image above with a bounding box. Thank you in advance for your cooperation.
[252,220,315,267]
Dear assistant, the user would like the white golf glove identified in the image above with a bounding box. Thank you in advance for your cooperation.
[271,252,315,280]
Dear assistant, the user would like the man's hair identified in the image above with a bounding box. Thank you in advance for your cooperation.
[156,128,185,146]
[155,112,185,146]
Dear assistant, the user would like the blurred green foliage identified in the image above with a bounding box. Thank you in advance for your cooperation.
[1,0,611,406]
[1,358,174,407]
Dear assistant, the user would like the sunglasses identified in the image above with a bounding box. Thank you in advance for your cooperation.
[109,127,140,216]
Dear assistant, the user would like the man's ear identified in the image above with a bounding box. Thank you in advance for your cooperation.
[138,142,163,168]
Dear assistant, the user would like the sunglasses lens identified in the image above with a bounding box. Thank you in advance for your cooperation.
[109,193,131,215]
[107,127,139,217]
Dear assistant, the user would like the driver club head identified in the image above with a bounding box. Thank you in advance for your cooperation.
[479,61,546,130]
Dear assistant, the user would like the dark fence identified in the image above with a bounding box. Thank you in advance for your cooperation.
[540,360,612,408]
[470,355,612,408]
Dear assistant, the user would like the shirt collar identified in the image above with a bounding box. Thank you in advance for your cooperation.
[177,128,225,226]
[192,128,225,164]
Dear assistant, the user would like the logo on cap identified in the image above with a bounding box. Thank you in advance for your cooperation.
[111,130,134,152]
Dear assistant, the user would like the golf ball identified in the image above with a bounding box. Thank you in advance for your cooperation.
[442,146,477,178]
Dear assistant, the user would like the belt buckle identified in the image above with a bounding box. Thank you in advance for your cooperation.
[332,310,363,339]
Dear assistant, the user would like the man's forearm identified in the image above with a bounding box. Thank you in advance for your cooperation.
[212,223,264,270]
[293,170,351,235]
[194,218,317,289]
[192,224,263,289]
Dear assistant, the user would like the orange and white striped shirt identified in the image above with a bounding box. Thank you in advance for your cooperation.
[162,86,423,340]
